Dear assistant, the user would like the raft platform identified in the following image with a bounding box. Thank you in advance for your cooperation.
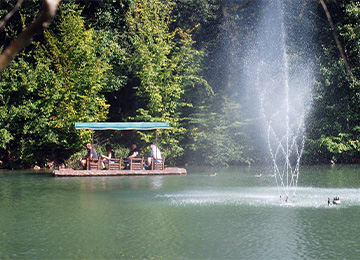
[53,167,186,177]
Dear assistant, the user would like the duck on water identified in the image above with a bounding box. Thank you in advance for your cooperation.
[328,197,341,206]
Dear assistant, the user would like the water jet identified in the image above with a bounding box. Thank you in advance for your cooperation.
[242,0,313,200]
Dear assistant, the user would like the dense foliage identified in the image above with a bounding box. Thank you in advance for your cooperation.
[0,0,359,168]
[0,4,110,168]
[125,0,207,162]
[305,1,360,164]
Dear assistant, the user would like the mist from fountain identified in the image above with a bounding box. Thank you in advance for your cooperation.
[243,0,313,199]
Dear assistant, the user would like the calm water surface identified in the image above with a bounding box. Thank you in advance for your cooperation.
[1,165,360,259]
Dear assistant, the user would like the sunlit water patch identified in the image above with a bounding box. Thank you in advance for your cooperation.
[157,186,360,208]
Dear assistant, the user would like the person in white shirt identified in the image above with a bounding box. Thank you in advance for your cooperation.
[146,143,162,168]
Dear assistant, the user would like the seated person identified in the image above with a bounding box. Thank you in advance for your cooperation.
[146,143,162,169]
[80,143,98,169]
[123,143,141,169]
[100,144,115,169]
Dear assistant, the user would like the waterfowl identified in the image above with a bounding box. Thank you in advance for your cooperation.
[333,197,341,205]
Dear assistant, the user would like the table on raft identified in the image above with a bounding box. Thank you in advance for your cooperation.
[53,167,187,177]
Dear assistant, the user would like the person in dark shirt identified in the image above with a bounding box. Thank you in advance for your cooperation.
[80,143,98,169]
[123,143,140,169]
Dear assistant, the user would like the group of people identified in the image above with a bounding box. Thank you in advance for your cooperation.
[80,142,162,170]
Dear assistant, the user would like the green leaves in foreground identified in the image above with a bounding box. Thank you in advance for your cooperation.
[0,5,110,168]
[126,0,210,161]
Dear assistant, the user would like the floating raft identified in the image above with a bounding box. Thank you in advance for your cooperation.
[53,167,186,177]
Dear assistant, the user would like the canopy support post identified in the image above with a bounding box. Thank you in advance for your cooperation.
[155,129,158,145]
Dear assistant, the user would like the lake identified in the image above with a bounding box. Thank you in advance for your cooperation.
[1,165,360,259]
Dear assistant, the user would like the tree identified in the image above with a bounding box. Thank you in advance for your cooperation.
[187,96,252,166]
[0,4,110,168]
[305,1,360,164]
[125,0,209,162]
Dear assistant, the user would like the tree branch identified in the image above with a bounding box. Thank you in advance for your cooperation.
[318,0,355,83]
[0,0,62,71]
[0,0,24,32]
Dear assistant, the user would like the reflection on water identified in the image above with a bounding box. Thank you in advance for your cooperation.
[0,165,360,259]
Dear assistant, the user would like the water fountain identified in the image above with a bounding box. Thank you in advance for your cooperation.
[243,0,313,200]
[1,2,360,259]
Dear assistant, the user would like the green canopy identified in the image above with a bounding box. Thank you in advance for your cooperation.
[75,122,170,131]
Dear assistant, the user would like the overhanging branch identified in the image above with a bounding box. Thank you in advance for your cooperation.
[0,0,24,32]
[0,0,62,71]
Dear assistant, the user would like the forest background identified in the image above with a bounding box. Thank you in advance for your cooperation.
[0,0,359,169]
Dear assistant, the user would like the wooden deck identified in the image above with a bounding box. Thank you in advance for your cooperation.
[53,167,186,177]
